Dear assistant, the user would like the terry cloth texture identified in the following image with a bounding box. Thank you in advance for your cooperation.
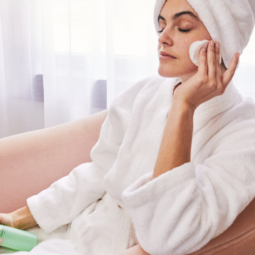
[11,74,255,255]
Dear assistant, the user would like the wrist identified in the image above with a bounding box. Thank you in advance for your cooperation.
[171,99,196,116]
[10,206,38,230]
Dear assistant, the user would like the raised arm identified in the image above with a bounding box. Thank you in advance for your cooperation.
[0,109,108,213]
[121,41,241,254]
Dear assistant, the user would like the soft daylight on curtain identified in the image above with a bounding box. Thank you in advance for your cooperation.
[0,0,254,138]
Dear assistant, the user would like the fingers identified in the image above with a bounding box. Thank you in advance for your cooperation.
[215,42,221,86]
[198,40,239,93]
[198,45,208,75]
[208,40,216,79]
[222,52,240,86]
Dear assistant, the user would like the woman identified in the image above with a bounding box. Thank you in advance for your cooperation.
[0,0,254,254]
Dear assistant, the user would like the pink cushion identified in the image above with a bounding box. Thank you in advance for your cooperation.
[189,197,255,254]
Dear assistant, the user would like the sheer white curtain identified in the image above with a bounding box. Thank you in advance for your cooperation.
[0,0,254,138]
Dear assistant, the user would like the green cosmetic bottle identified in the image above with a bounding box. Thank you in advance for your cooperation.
[0,224,37,251]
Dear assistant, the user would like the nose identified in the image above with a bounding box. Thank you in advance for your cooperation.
[158,27,174,46]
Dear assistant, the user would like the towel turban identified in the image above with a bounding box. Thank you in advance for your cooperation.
[154,0,255,69]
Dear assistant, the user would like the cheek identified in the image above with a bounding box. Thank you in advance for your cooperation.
[179,40,192,60]
[179,40,200,69]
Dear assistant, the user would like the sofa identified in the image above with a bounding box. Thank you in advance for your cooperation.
[0,109,254,254]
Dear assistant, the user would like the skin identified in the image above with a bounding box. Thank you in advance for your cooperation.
[119,0,239,254]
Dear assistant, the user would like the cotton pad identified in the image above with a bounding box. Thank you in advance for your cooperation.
[189,40,222,66]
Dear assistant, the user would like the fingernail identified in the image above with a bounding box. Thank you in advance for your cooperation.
[211,40,214,46]
[216,42,219,49]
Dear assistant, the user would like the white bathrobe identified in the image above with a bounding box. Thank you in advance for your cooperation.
[6,74,255,255]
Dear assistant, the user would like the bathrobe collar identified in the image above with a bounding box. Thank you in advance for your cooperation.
[166,77,241,133]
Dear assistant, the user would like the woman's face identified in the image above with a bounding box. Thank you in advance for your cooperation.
[157,0,213,82]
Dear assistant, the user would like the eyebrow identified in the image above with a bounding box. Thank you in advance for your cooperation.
[158,11,199,23]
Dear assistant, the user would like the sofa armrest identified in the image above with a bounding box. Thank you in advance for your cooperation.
[189,196,255,255]
[0,109,108,213]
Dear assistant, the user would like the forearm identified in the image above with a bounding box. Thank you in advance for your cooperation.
[153,101,195,179]
[10,205,38,230]
[121,102,194,255]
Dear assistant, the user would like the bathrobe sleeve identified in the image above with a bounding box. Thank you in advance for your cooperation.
[26,76,151,234]
[121,117,255,255]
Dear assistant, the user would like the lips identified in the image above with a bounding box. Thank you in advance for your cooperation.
[160,51,176,58]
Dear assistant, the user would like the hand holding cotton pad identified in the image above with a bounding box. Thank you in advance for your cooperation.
[189,40,222,66]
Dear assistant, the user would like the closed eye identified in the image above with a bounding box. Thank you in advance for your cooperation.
[158,28,191,33]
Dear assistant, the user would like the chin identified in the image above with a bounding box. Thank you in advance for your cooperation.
[158,65,181,78]
[158,63,197,80]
